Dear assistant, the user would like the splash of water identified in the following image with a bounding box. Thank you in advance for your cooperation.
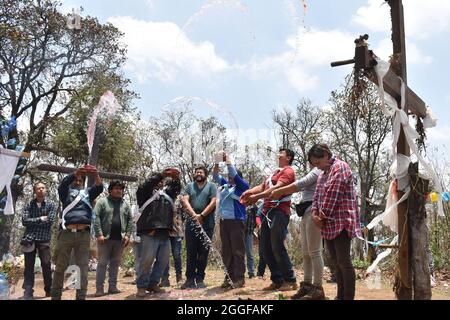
[87,91,121,155]
[181,210,236,288]
[161,96,239,162]
[182,0,250,33]
[288,0,310,63]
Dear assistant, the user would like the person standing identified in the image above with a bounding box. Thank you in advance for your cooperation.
[94,180,133,296]
[309,144,360,300]
[241,148,297,291]
[160,195,185,287]
[135,168,181,297]
[213,152,249,289]
[271,160,325,300]
[51,165,103,300]
[181,166,217,289]
[20,182,57,299]
[244,204,257,279]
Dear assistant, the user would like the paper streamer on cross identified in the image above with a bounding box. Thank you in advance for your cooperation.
[362,57,444,274]
[0,147,21,215]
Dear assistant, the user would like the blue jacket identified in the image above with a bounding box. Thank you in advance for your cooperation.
[58,173,104,227]
[213,164,249,220]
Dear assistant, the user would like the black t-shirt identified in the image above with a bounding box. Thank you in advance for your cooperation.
[109,201,122,241]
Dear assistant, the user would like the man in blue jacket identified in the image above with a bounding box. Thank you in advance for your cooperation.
[51,165,103,300]
[213,152,249,289]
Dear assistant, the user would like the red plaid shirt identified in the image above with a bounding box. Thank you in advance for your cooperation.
[312,157,360,240]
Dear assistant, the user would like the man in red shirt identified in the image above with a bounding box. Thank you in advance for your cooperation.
[309,144,360,300]
[241,148,297,291]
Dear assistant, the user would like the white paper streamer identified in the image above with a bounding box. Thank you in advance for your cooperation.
[366,235,399,274]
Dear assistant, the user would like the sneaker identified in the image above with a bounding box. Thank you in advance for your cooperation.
[257,275,265,280]
[159,279,171,287]
[248,274,255,279]
[299,285,325,300]
[176,275,183,284]
[291,282,312,300]
[108,287,121,295]
[180,279,196,290]
[196,281,207,289]
[232,279,245,289]
[94,288,105,297]
[136,288,147,298]
[263,282,283,291]
[278,281,298,291]
[147,285,166,294]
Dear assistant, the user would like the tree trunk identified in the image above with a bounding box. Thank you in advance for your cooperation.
[408,162,432,300]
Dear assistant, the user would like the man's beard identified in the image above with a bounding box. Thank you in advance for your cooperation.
[195,176,206,183]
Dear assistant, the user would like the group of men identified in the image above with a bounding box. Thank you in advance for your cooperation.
[20,143,360,300]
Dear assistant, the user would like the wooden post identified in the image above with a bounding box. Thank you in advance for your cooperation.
[408,162,432,300]
[388,0,412,300]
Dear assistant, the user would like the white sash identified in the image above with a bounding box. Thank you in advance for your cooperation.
[61,190,88,230]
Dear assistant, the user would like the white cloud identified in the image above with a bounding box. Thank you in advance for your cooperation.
[375,38,433,65]
[427,125,450,144]
[107,16,229,83]
[353,0,450,39]
[246,28,354,93]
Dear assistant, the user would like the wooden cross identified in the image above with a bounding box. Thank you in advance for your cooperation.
[331,0,431,300]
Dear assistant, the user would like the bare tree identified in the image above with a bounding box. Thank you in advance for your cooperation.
[324,73,392,261]
[272,99,323,173]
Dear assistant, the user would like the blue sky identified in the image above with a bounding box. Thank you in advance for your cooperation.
[60,0,450,154]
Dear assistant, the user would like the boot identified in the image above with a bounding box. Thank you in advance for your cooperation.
[262,282,283,291]
[299,284,326,300]
[159,278,170,287]
[148,284,166,294]
[291,282,312,300]
[94,288,105,297]
[232,279,245,289]
[136,288,147,298]
[278,281,298,291]
[221,276,233,289]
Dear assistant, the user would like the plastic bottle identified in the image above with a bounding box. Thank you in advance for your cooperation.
[0,274,9,300]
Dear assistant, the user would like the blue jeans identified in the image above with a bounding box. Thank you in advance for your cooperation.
[136,235,170,289]
[185,223,214,283]
[133,241,143,279]
[244,233,255,277]
[260,209,296,284]
[162,236,183,280]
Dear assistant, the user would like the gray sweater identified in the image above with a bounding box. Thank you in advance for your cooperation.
[295,168,321,203]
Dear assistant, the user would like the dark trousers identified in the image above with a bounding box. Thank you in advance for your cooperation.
[162,236,183,280]
[95,240,124,290]
[260,209,295,284]
[23,242,52,295]
[325,230,356,300]
[257,234,267,277]
[220,219,246,282]
[51,229,90,300]
[185,223,214,283]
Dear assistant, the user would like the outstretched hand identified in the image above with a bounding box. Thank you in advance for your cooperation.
[163,167,181,180]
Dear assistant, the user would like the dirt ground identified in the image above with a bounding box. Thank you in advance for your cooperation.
[9,268,450,300]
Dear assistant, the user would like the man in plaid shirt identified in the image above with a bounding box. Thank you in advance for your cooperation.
[309,144,360,300]
[21,182,57,299]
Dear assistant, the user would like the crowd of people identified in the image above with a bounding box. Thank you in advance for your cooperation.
[19,143,361,300]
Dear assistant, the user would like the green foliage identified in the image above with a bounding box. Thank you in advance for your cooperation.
[0,262,21,285]
[121,247,135,269]
[429,207,450,270]
[352,259,370,270]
